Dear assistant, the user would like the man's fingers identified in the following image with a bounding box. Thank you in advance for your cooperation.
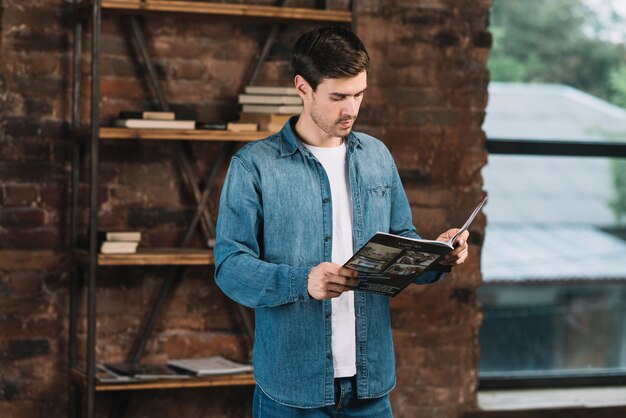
[453,231,470,246]
[440,247,468,265]
[448,241,466,257]
[328,265,359,278]
[328,274,359,288]
[326,284,354,294]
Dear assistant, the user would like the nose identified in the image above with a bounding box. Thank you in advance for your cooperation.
[342,97,358,117]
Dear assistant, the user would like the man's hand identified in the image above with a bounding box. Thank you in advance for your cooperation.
[436,228,470,266]
[308,262,359,300]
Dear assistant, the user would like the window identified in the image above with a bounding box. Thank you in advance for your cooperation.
[480,0,626,387]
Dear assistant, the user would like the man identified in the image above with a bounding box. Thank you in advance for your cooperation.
[215,26,469,417]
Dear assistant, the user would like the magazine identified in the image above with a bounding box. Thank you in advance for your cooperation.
[344,197,487,296]
[105,363,189,380]
[168,356,253,376]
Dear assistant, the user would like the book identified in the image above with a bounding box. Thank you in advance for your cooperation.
[241,104,303,115]
[195,121,227,130]
[98,231,141,242]
[344,197,487,297]
[226,122,258,132]
[95,364,132,383]
[238,113,292,124]
[168,356,253,376]
[118,111,176,120]
[238,94,302,105]
[244,86,298,96]
[77,231,141,253]
[238,113,291,131]
[114,119,196,130]
[105,363,189,380]
[100,241,139,254]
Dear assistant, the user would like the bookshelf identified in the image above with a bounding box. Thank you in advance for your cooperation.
[74,248,214,266]
[101,0,352,22]
[98,127,272,142]
[69,1,355,417]
[70,367,256,391]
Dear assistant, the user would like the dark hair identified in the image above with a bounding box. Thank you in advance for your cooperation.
[291,26,370,91]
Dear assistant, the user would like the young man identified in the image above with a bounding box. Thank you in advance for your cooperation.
[215,26,469,417]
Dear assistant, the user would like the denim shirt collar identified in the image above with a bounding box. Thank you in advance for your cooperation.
[279,115,363,158]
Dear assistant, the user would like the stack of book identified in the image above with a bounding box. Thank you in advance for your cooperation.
[114,111,195,130]
[99,231,141,254]
[238,86,302,132]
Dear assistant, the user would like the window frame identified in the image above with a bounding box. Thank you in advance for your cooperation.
[480,137,626,390]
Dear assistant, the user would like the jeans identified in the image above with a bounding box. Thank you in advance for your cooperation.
[252,376,393,417]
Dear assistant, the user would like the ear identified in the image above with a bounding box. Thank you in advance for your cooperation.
[294,75,311,100]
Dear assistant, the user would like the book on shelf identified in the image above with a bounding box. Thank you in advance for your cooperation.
[344,197,487,297]
[168,356,253,376]
[244,85,298,96]
[226,122,258,132]
[238,113,291,131]
[195,121,227,130]
[98,231,141,242]
[105,363,189,380]
[95,364,132,383]
[241,104,303,115]
[118,111,176,121]
[238,94,302,105]
[266,122,285,132]
[78,231,141,254]
[113,119,196,130]
[98,230,141,254]
[100,241,139,254]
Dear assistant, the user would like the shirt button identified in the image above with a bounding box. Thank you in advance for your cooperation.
[323,197,330,203]
[324,236,331,242]
[327,353,332,359]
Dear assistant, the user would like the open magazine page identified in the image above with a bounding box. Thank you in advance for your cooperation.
[344,197,487,297]
[344,233,451,296]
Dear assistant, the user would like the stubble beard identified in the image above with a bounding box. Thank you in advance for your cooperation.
[310,104,355,140]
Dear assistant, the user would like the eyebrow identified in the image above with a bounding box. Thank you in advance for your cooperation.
[329,87,368,97]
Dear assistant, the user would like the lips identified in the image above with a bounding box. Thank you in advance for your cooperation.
[339,119,353,128]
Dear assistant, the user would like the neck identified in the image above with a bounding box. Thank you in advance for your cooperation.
[294,112,343,147]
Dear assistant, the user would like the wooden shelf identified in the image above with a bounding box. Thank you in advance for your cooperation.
[102,0,352,23]
[70,367,255,391]
[75,248,214,266]
[98,127,273,142]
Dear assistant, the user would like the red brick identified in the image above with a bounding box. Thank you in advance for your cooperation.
[0,228,61,250]
[0,208,46,228]
[3,184,39,206]
[2,52,59,77]
[100,77,149,101]
[0,402,39,417]
[7,272,43,296]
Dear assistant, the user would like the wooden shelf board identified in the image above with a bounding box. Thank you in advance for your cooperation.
[74,248,214,266]
[102,0,351,23]
[70,367,255,391]
[99,127,273,142]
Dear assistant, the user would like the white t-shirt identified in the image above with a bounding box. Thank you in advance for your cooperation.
[303,141,356,378]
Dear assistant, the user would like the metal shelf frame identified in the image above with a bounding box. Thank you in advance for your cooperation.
[68,1,356,417]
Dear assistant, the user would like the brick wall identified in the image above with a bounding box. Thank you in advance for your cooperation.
[0,1,490,417]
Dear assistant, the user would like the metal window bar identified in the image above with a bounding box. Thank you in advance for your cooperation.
[486,138,626,158]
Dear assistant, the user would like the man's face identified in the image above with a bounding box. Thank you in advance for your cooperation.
[307,71,367,139]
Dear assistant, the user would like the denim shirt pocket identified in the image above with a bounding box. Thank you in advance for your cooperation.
[361,185,392,235]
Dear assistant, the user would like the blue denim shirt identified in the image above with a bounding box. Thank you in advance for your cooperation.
[214,118,442,408]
